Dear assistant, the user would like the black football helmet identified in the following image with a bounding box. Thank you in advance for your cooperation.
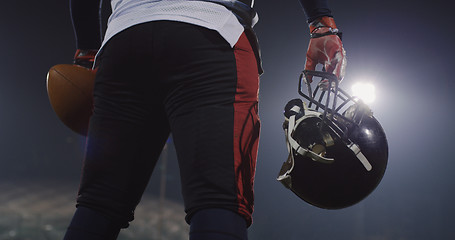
[277,70,388,209]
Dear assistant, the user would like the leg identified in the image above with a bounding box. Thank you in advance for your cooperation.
[156,21,260,229]
[64,206,121,240]
[189,208,248,240]
[64,23,171,239]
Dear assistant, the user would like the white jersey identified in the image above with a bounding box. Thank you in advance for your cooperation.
[101,0,246,50]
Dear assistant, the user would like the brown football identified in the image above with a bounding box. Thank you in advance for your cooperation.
[46,64,96,136]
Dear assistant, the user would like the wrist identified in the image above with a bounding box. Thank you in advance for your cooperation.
[74,49,98,60]
[309,17,342,40]
[74,49,98,69]
[309,16,338,33]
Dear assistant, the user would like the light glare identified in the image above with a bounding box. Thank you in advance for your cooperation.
[351,82,376,104]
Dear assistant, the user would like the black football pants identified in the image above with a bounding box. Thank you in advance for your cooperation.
[68,20,260,235]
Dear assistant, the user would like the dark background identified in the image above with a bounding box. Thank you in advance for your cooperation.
[1,0,454,239]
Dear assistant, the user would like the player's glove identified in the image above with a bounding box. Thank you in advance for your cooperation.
[304,16,346,83]
[73,49,98,69]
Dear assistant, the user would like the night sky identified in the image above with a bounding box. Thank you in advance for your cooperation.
[1,0,454,239]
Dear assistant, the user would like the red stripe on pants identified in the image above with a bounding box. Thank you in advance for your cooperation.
[233,32,260,227]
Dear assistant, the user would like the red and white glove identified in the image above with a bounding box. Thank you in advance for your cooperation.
[305,16,346,83]
[73,49,98,69]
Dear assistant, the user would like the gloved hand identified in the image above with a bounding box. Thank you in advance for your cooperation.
[304,16,346,83]
[73,49,98,69]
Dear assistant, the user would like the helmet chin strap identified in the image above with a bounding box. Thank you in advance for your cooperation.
[285,105,373,172]
[286,106,335,164]
[278,105,334,188]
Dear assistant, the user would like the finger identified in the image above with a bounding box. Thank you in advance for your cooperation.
[338,47,347,81]
[325,48,346,81]
[333,50,346,81]
[304,57,317,83]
